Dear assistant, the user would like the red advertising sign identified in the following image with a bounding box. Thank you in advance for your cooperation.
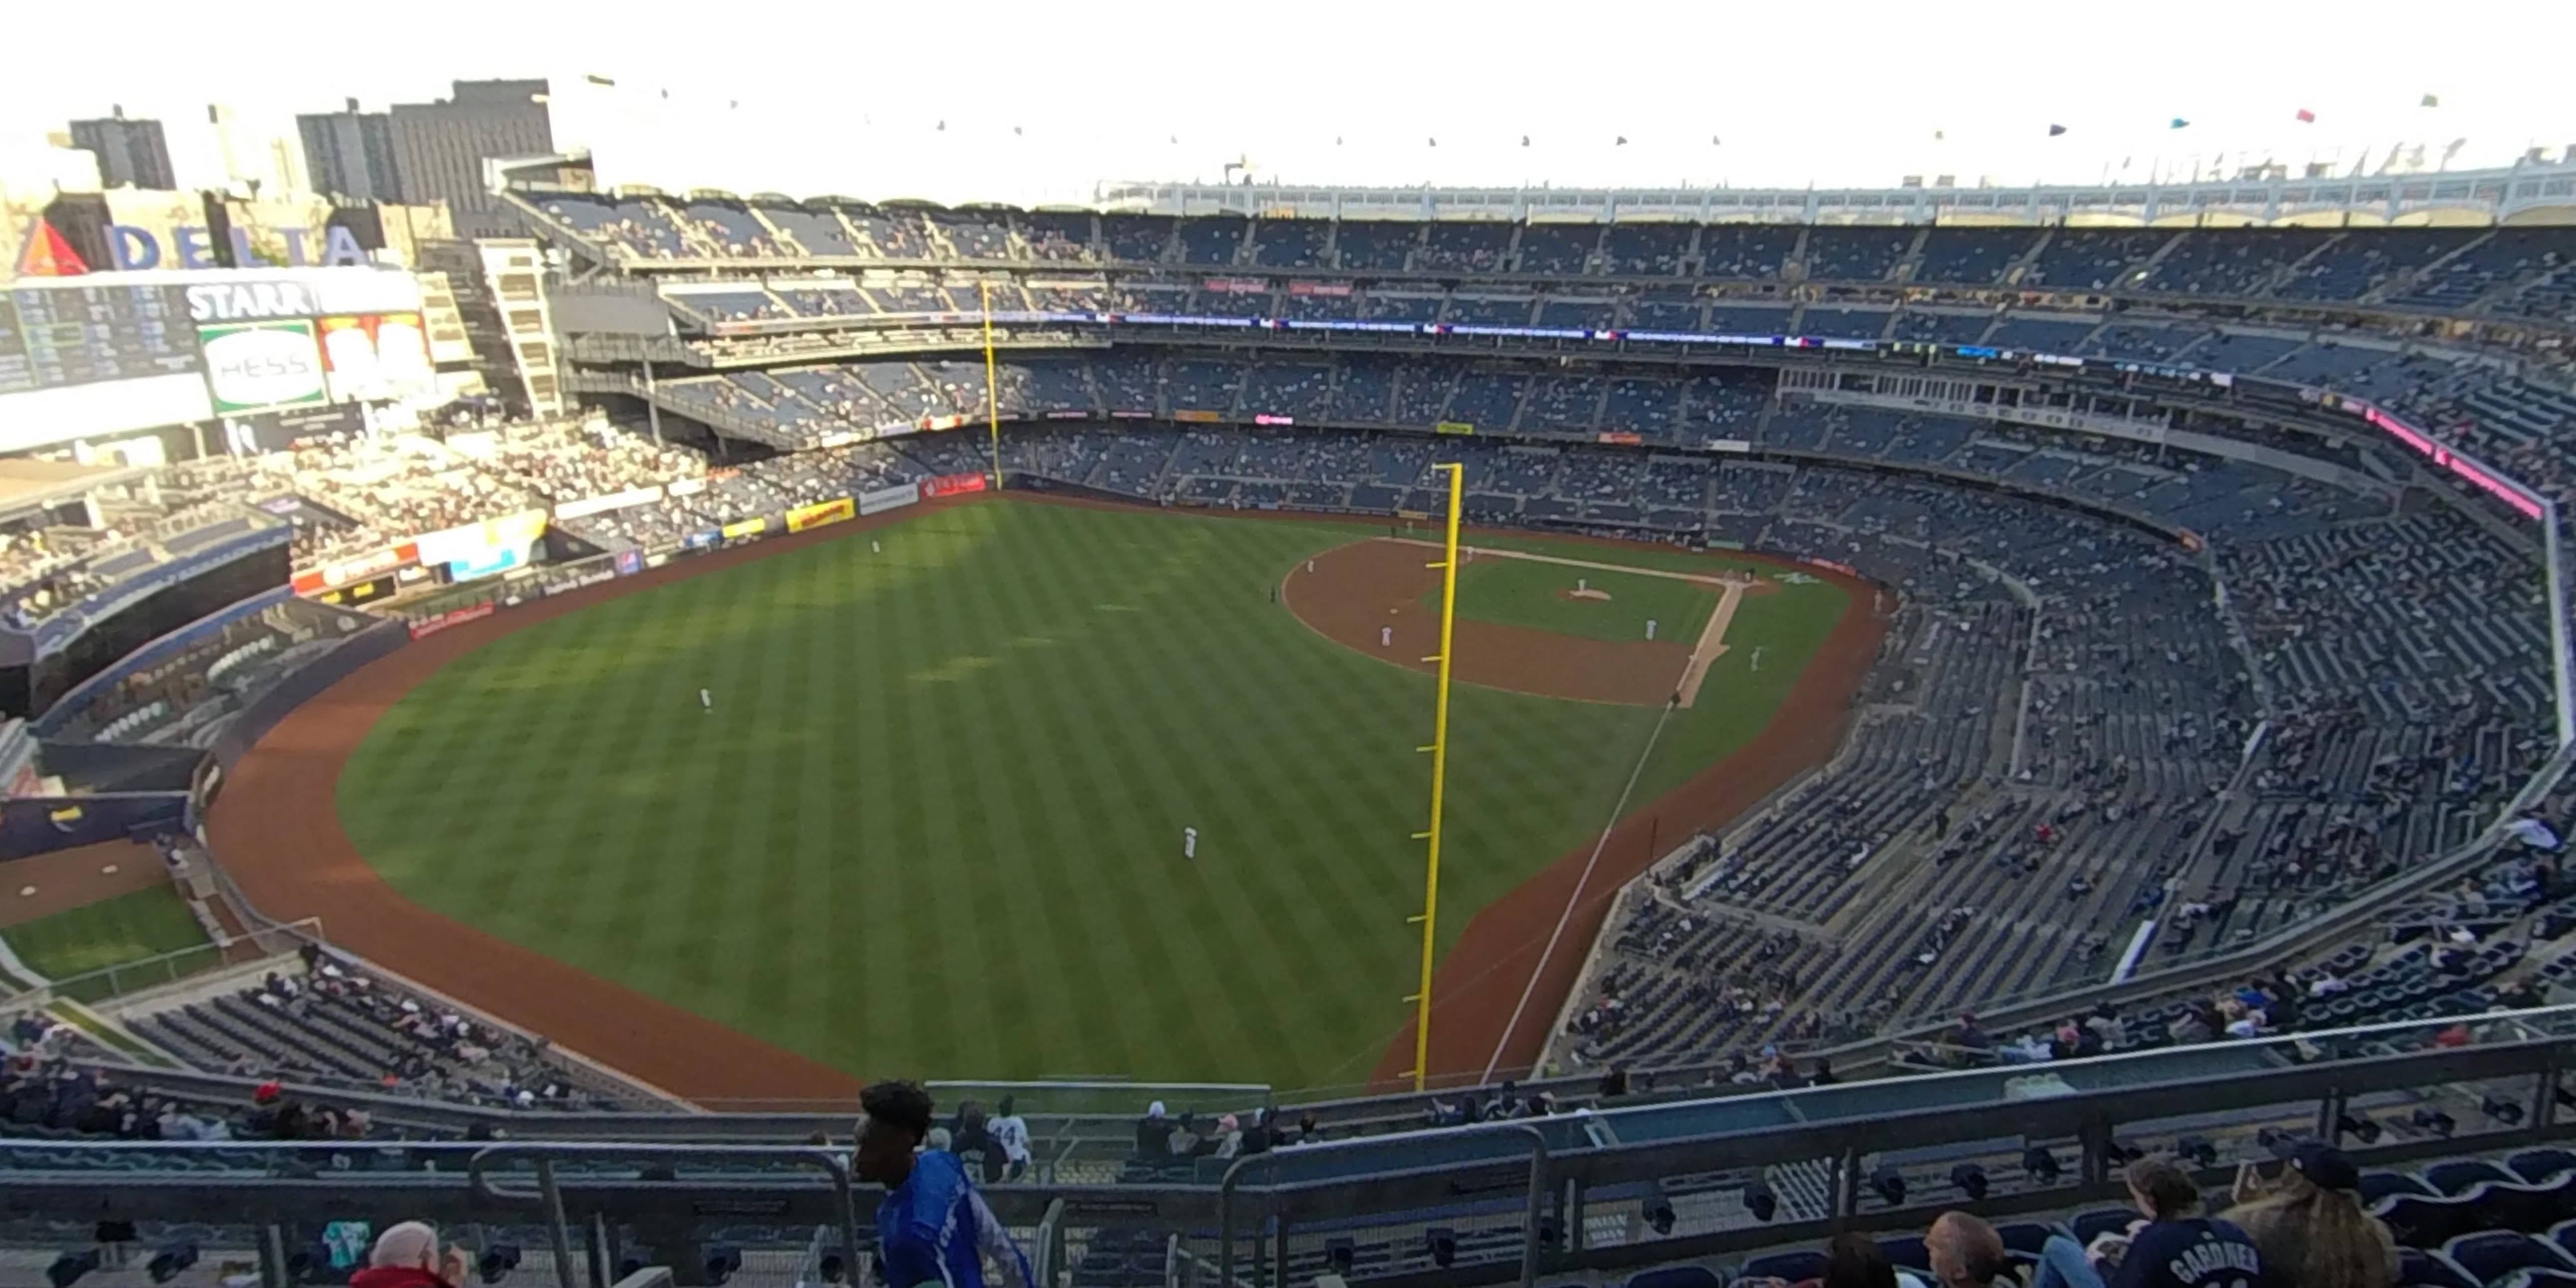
[1803,557,1859,577]
[408,601,497,640]
[1287,281,1354,297]
[920,473,989,500]
[1597,431,1643,446]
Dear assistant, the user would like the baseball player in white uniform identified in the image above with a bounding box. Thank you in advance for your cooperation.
[1381,625,1393,647]
[1183,826,1199,859]
[700,688,712,712]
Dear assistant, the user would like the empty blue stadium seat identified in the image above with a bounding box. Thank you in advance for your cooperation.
[1630,1267,1723,1288]
[2402,1249,2482,1288]
[1740,1252,1825,1284]
[2443,1232,2576,1286]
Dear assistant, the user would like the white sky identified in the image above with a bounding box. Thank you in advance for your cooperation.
[4,0,2574,206]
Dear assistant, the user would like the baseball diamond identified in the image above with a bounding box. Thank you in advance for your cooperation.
[205,494,1867,1097]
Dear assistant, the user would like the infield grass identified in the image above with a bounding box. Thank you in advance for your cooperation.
[337,499,1847,1090]
[1433,555,1719,644]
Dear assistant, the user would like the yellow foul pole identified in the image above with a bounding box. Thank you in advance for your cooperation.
[1409,462,1465,1091]
[980,279,1004,490]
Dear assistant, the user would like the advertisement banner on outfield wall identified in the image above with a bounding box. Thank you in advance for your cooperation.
[414,509,548,569]
[920,473,988,500]
[1805,557,1859,577]
[720,517,766,539]
[785,497,856,532]
[614,550,644,576]
[1597,431,1643,446]
[683,530,721,550]
[446,545,524,582]
[858,484,920,516]
[1173,409,1221,423]
[292,541,418,595]
[408,601,496,640]
[1436,421,1474,436]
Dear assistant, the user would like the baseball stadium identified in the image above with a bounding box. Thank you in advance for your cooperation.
[4,33,2576,1288]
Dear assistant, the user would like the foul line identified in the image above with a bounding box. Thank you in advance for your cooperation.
[1479,698,1674,1085]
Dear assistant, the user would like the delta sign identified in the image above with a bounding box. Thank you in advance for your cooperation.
[12,214,371,278]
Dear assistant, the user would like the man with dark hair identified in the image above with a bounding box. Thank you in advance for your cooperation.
[855,1081,1030,1288]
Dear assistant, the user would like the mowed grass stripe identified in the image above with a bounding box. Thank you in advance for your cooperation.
[337,501,1843,1088]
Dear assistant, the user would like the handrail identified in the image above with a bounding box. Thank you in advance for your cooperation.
[1217,1120,1547,1288]
[467,1143,864,1288]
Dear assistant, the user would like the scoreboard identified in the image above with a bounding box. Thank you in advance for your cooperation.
[0,282,201,395]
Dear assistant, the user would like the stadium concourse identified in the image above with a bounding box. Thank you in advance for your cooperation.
[7,188,2576,1288]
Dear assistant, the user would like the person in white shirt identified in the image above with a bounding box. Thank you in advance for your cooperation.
[990,1096,1032,1182]
[700,688,712,711]
[1183,827,1198,859]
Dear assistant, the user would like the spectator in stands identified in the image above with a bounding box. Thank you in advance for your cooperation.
[1167,1112,1205,1156]
[1598,1064,1631,1098]
[952,1100,1001,1182]
[348,1222,471,1288]
[855,1080,1031,1288]
[1824,1232,1906,1288]
[1135,1101,1173,1156]
[2033,1155,2265,1288]
[2222,1145,2397,1288]
[990,1095,1032,1181]
[1928,1212,2019,1288]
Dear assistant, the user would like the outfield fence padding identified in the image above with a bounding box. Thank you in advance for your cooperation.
[0,792,189,861]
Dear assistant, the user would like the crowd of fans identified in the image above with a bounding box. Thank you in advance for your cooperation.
[130,945,620,1112]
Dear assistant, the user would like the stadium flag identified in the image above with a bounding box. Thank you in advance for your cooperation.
[1934,130,1946,140]
[1521,135,1530,147]
[2420,93,2441,107]
[1615,136,1629,146]
[2169,118,2190,129]
[2048,124,2068,137]
[1428,138,1437,147]
[2295,108,2316,123]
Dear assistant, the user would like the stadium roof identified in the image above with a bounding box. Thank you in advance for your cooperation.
[1096,160,2576,226]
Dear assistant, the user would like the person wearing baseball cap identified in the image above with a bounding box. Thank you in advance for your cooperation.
[2223,1142,2397,1288]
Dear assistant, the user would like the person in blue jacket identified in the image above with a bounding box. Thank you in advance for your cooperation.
[855,1081,1032,1288]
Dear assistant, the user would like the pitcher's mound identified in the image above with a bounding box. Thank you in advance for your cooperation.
[1558,588,1612,602]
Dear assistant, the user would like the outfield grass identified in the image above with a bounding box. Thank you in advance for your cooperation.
[2,886,212,990]
[337,500,1848,1090]
[1432,555,1719,644]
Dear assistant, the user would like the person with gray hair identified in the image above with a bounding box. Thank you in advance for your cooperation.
[349,1222,470,1288]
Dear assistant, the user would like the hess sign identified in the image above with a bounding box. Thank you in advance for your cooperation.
[198,320,327,414]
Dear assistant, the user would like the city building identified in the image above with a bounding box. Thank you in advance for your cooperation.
[390,79,553,239]
[298,98,404,203]
[208,104,309,198]
[66,107,174,189]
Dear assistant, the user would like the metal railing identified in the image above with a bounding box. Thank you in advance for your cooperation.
[16,1009,2576,1288]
